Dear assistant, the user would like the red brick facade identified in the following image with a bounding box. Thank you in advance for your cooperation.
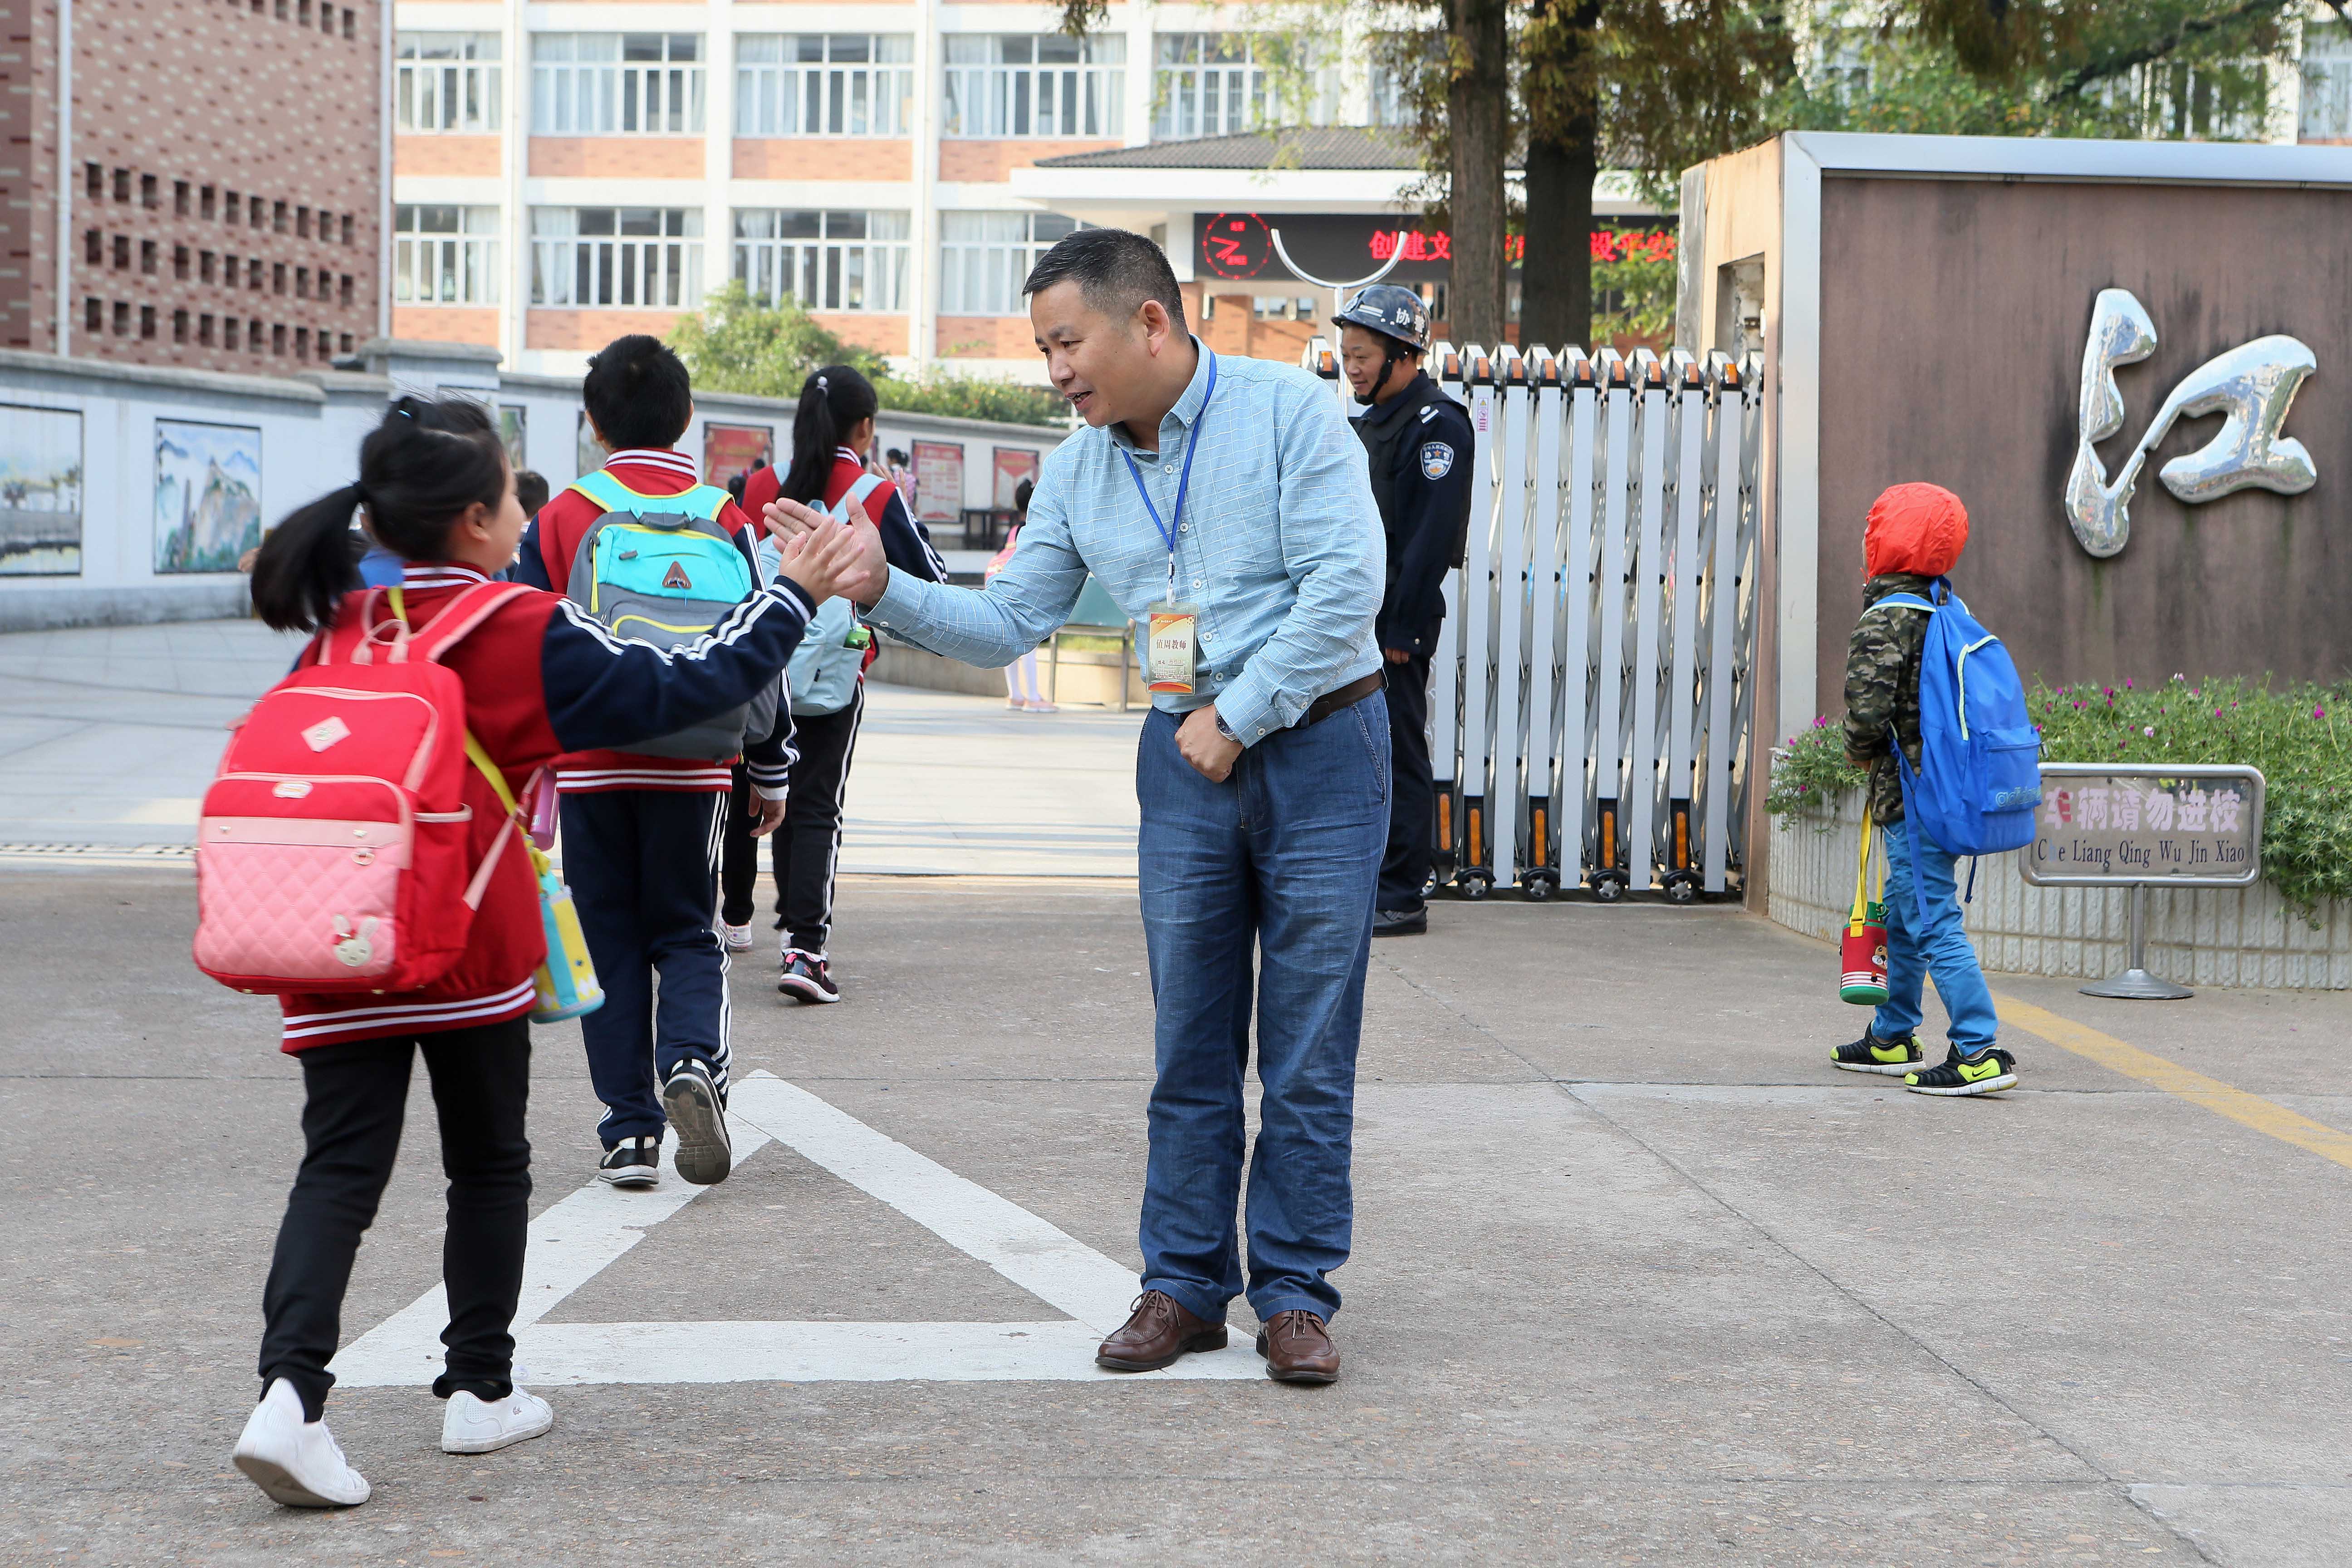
[0,0,382,371]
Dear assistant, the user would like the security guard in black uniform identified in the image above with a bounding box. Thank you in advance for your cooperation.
[1335,284,1474,936]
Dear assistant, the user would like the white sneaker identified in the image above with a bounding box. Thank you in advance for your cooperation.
[720,922,755,953]
[440,1386,554,1455]
[232,1378,371,1508]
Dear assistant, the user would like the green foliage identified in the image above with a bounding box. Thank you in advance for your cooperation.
[668,284,1072,430]
[1770,677,2352,911]
[1590,230,1680,345]
[1767,0,2286,142]
[667,282,887,398]
[874,370,1073,428]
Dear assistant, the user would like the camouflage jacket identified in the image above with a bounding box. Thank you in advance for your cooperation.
[1842,572,1936,826]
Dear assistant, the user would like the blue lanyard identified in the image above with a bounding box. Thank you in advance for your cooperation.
[1117,349,1217,596]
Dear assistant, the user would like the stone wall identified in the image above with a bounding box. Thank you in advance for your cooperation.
[1769,794,2352,990]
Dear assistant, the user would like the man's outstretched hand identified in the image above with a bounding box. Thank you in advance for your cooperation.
[771,514,866,605]
[766,495,888,608]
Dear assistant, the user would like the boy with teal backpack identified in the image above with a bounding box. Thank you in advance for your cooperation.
[1833,482,2034,1098]
[517,335,791,1187]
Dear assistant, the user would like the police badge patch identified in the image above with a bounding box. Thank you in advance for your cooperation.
[1420,441,1454,479]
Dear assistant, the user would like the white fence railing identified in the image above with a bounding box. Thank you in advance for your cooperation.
[1305,338,1762,902]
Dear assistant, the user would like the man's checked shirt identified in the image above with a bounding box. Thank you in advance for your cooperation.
[863,340,1385,744]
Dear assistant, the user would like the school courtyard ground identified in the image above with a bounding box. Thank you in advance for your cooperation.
[3,619,2349,1567]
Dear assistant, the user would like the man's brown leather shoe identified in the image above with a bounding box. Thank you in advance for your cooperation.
[1095,1291,1228,1372]
[1255,1310,1340,1384]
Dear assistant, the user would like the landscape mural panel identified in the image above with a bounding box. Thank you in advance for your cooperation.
[0,405,84,576]
[154,420,263,575]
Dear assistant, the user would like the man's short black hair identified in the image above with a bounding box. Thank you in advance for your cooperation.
[583,334,694,450]
[1022,228,1186,333]
[514,469,550,518]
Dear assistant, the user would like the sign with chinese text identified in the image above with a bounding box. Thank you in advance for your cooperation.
[992,447,1039,511]
[910,440,964,524]
[2019,763,2264,888]
[702,423,774,490]
[1192,213,1675,286]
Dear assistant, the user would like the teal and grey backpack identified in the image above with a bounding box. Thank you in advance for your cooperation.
[564,469,781,760]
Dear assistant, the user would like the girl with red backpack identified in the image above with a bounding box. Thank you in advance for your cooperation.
[221,396,858,1509]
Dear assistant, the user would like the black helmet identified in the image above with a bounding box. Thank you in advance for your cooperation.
[1332,284,1430,353]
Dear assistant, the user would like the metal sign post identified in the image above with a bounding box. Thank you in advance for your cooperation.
[2018,763,2267,1000]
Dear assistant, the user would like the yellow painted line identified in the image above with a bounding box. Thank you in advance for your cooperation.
[1994,991,2352,1173]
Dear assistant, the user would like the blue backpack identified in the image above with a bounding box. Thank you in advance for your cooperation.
[1876,580,2043,887]
[563,469,779,760]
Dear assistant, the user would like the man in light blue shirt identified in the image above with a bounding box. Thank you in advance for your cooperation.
[770,229,1388,1384]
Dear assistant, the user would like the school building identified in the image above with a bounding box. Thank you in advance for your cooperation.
[383,2,1671,382]
[0,0,387,372]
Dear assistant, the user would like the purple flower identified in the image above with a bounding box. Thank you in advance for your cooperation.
[2143,725,2156,737]
[2317,705,2328,720]
[2124,678,2135,690]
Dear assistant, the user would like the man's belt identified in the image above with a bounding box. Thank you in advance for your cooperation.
[1297,670,1385,729]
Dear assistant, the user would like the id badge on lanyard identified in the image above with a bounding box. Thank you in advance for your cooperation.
[1123,352,1216,697]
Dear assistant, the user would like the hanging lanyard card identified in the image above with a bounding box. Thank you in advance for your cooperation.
[1120,348,1219,701]
[1144,598,1200,694]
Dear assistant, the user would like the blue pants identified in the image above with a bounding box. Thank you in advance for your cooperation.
[560,790,732,1147]
[1134,692,1389,1324]
[1873,821,2000,1057]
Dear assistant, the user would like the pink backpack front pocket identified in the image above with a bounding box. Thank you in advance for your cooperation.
[193,776,412,990]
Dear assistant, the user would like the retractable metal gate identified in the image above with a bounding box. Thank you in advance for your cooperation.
[1305,338,1761,903]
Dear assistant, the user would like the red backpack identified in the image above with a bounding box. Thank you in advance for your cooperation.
[193,582,531,996]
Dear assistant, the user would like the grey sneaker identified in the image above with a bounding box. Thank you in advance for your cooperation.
[660,1059,732,1186]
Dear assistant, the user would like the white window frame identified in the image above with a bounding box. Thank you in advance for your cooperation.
[938,211,1080,316]
[396,33,502,133]
[393,204,501,305]
[942,34,1125,139]
[530,208,702,308]
[2304,21,2352,141]
[736,35,915,137]
[532,34,706,136]
[734,210,911,314]
[1152,33,1335,141]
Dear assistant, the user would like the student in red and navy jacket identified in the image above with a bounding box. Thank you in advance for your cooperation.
[740,364,949,1004]
[510,335,784,1193]
[231,394,859,1508]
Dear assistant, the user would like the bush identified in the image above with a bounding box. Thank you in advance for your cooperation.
[668,284,1071,430]
[1768,676,2352,911]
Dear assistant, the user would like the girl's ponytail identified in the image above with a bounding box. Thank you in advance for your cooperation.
[781,364,881,506]
[250,484,366,632]
[247,395,508,632]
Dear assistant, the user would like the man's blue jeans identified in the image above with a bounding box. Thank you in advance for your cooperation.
[1133,692,1389,1325]
[1873,820,2001,1057]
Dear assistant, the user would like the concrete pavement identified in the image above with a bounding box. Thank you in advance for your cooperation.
[0,618,1141,874]
[5,616,2351,1564]
[5,871,2351,1564]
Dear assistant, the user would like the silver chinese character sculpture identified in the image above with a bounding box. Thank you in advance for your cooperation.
[2063,287,2316,559]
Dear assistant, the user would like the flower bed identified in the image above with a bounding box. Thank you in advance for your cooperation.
[1769,676,2352,912]
[1765,677,2352,989]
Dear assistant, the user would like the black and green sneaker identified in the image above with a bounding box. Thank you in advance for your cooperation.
[1832,1029,1924,1076]
[1904,1046,2019,1097]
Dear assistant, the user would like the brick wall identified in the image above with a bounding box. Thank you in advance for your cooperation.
[732,138,911,181]
[937,139,1116,183]
[0,0,61,350]
[66,0,382,374]
[394,134,500,179]
[936,314,1035,358]
[528,137,703,179]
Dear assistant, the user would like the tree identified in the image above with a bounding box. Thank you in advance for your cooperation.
[1519,0,1602,349]
[1445,0,1515,346]
[669,284,1072,429]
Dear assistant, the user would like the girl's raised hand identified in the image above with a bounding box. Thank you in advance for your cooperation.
[777,519,861,604]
